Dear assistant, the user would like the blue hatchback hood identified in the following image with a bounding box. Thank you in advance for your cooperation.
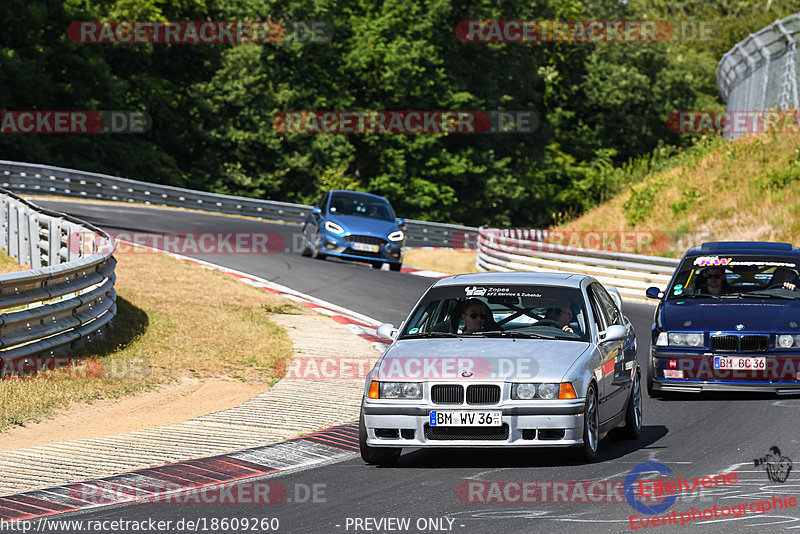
[328,213,399,236]
[661,299,800,332]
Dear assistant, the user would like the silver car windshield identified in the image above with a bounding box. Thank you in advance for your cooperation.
[400,285,589,341]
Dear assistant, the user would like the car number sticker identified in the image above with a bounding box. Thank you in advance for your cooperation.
[713,356,766,370]
[429,410,502,427]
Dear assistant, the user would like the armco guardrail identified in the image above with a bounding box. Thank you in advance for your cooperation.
[0,160,479,249]
[0,190,116,373]
[475,229,680,303]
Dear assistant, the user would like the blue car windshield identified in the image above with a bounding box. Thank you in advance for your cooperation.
[328,192,395,221]
[667,255,800,299]
[399,285,590,341]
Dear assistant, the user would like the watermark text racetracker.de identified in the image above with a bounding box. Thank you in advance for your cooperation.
[273,111,537,134]
[0,517,281,533]
[69,20,333,44]
[2,356,150,380]
[0,111,150,134]
[73,231,286,256]
[455,20,717,43]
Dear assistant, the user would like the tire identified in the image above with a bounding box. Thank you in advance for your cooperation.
[646,354,661,398]
[310,231,326,260]
[300,227,312,257]
[371,261,384,269]
[389,262,402,272]
[618,369,642,440]
[580,383,599,462]
[359,410,401,466]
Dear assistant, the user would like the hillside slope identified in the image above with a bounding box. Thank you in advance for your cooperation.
[558,133,800,257]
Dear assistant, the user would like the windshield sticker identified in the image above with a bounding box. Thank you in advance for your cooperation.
[692,256,797,268]
[693,256,732,267]
[727,260,797,267]
[464,286,542,298]
[673,288,683,295]
[408,328,419,334]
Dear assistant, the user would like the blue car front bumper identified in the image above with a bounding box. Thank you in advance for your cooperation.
[320,230,403,264]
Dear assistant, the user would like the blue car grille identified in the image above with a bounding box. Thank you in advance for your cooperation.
[710,334,768,353]
[344,235,386,246]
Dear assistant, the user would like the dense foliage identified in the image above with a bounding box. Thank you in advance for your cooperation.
[0,0,796,226]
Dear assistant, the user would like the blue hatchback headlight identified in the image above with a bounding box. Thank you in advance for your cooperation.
[324,221,344,234]
[388,230,404,242]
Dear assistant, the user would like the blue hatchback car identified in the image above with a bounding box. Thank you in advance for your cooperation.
[301,190,405,270]
[646,241,800,396]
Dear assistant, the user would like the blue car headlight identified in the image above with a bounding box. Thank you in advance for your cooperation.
[656,332,704,347]
[388,230,404,242]
[324,221,344,234]
[777,335,800,348]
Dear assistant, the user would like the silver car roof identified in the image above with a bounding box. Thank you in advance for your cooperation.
[431,272,589,289]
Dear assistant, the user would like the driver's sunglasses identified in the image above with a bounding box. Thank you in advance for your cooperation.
[469,312,487,319]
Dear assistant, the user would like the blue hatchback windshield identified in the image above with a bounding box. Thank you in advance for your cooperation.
[328,192,395,221]
[667,255,800,299]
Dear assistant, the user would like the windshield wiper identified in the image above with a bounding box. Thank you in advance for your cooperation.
[480,330,555,339]
[401,332,459,338]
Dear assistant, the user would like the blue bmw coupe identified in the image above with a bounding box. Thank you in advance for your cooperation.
[301,190,405,270]
[646,241,800,396]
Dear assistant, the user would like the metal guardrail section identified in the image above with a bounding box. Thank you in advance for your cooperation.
[0,160,480,249]
[475,229,679,303]
[717,13,800,139]
[0,190,116,372]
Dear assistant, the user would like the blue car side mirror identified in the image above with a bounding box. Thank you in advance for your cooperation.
[396,217,406,228]
[312,206,322,216]
[646,287,664,299]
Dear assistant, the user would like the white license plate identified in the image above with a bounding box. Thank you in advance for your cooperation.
[429,411,502,427]
[352,242,379,253]
[714,356,766,370]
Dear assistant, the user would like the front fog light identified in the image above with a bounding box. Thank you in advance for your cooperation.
[513,383,536,400]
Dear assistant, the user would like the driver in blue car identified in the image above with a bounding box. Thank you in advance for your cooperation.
[770,267,799,291]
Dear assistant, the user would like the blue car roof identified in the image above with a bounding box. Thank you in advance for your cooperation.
[683,241,800,257]
[328,190,390,202]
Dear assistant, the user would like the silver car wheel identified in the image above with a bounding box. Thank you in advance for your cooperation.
[632,371,642,430]
[585,386,599,452]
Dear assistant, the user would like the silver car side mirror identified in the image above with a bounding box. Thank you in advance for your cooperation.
[376,323,398,340]
[601,324,628,343]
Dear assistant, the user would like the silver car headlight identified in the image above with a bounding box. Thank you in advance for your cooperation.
[388,230,404,242]
[367,381,423,399]
[777,334,800,348]
[511,382,561,400]
[324,221,344,234]
[656,332,703,347]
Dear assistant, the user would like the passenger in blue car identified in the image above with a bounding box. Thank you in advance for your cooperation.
[769,267,799,291]
[700,266,728,295]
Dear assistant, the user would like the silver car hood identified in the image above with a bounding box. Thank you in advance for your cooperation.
[372,338,591,382]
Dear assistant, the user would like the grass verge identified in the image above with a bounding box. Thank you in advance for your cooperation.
[403,248,478,275]
[0,248,301,430]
